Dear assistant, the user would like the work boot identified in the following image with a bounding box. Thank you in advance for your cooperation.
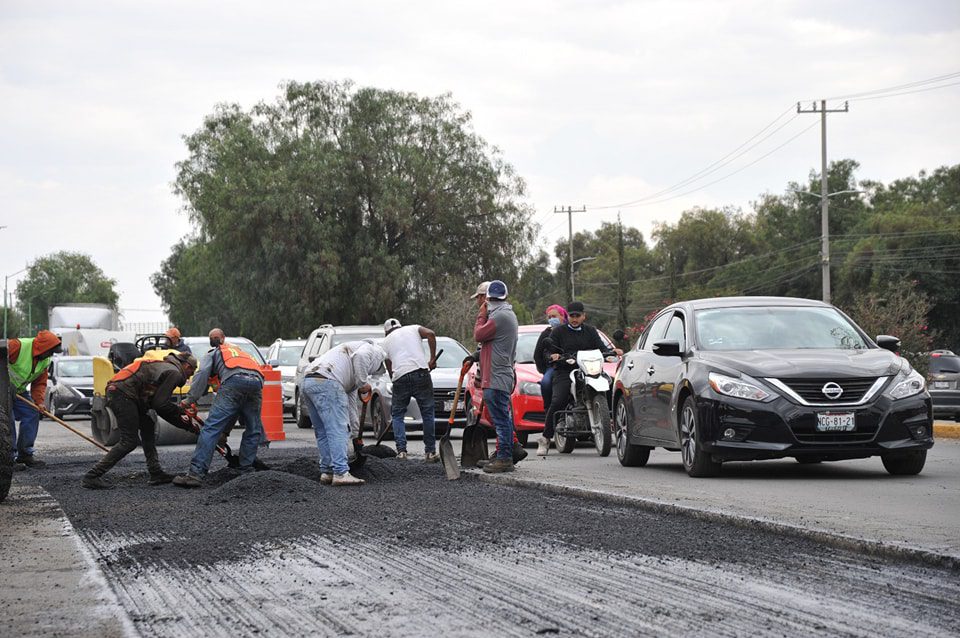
[172,473,203,488]
[536,436,551,457]
[512,446,528,464]
[148,472,175,486]
[482,457,515,474]
[82,475,113,490]
[424,452,440,463]
[320,473,333,485]
[16,455,46,468]
[332,472,365,486]
[396,451,408,460]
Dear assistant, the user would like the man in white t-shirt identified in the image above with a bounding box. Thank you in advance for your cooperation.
[381,318,439,462]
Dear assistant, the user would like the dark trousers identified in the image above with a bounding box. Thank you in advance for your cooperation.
[391,369,436,453]
[86,392,163,478]
[543,371,573,439]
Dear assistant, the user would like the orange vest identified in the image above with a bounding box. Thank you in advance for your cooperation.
[110,358,153,383]
[217,343,261,373]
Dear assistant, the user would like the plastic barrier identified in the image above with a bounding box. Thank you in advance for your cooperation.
[260,366,285,441]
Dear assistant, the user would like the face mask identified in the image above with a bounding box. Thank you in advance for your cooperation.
[210,338,222,348]
[547,317,562,328]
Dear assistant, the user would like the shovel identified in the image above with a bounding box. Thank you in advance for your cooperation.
[459,372,489,469]
[438,362,468,480]
[16,395,109,452]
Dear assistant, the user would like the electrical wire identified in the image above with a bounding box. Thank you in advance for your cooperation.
[850,80,960,102]
[825,71,960,101]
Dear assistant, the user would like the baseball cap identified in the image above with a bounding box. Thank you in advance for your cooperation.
[470,281,490,299]
[566,301,585,314]
[383,318,401,333]
[487,280,508,300]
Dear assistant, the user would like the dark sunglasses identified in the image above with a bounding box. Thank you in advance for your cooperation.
[568,312,583,318]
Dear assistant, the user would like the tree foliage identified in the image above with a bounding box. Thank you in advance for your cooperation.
[16,252,119,330]
[155,81,535,341]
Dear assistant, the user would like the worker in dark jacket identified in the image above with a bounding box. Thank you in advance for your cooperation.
[82,351,198,489]
[538,301,621,456]
[7,330,62,468]
[165,327,192,354]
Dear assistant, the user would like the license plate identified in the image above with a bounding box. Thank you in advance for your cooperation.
[816,412,856,432]
[444,400,458,413]
[934,381,950,389]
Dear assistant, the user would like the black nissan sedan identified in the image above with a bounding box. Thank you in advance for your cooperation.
[613,296,933,477]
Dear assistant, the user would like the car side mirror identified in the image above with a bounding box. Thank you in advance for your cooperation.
[308,355,318,362]
[876,335,900,353]
[652,340,682,358]
[267,358,280,367]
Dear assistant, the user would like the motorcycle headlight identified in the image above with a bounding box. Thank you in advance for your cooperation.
[582,359,603,376]
[708,372,774,402]
[519,382,541,396]
[885,367,925,400]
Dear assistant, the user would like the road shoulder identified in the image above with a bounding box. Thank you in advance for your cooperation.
[0,483,136,638]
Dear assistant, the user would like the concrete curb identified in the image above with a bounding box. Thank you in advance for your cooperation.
[466,470,960,571]
[934,423,960,439]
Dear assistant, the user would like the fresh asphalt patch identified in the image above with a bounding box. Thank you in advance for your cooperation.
[13,447,960,637]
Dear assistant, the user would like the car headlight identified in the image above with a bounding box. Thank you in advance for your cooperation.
[885,367,925,400]
[708,372,774,402]
[519,382,541,396]
[281,375,293,383]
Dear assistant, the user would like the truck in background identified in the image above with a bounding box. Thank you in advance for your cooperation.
[48,303,135,357]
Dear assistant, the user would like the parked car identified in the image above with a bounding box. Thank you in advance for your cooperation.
[294,325,385,428]
[465,324,620,446]
[365,336,472,439]
[613,296,934,477]
[928,350,960,421]
[266,339,307,415]
[45,356,95,418]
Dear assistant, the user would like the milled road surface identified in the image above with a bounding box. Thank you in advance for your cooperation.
[4,419,960,637]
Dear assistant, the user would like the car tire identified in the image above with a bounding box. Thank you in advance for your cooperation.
[371,397,392,441]
[615,396,650,467]
[881,450,926,476]
[590,394,612,457]
[295,391,312,429]
[679,396,721,478]
[516,431,529,447]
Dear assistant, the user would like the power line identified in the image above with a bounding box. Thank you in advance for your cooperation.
[824,71,960,100]
[849,80,960,102]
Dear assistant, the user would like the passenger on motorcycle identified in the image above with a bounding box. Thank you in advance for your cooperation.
[537,301,622,456]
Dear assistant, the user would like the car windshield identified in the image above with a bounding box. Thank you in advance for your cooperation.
[278,345,304,366]
[695,306,869,351]
[516,333,541,364]
[57,359,93,377]
[930,355,960,374]
[332,333,381,347]
[425,339,470,368]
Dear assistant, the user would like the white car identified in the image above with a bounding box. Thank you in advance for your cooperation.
[266,338,306,414]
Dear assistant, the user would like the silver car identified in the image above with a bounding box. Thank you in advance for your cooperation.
[366,337,472,439]
[266,338,306,414]
[45,356,95,417]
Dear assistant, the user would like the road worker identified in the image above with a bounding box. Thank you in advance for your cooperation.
[7,329,62,469]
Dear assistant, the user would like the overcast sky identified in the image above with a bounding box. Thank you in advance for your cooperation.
[2,0,958,326]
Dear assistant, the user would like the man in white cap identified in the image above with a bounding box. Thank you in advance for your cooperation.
[300,339,386,486]
[381,318,439,461]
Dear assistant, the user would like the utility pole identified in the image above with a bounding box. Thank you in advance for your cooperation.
[798,99,848,304]
[554,205,586,303]
[617,213,628,329]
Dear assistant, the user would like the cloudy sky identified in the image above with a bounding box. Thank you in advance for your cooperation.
[2,0,958,326]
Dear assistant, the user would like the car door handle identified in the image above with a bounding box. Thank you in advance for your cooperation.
[646,366,655,375]
[626,361,635,370]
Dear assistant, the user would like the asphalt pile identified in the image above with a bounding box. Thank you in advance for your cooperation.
[206,470,320,504]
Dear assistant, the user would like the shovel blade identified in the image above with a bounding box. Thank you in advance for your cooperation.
[439,436,460,480]
[460,424,489,469]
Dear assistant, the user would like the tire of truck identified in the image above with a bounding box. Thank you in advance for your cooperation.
[1,347,13,503]
[153,410,200,446]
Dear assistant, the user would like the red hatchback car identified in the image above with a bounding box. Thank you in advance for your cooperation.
[465,324,619,445]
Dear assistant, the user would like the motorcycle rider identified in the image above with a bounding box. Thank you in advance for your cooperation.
[537,301,621,456]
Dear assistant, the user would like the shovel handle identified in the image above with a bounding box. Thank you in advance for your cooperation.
[16,394,110,452]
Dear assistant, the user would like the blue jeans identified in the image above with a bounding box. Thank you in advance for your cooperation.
[302,377,350,475]
[540,367,555,413]
[391,369,436,453]
[189,374,263,476]
[483,388,513,460]
[10,391,40,459]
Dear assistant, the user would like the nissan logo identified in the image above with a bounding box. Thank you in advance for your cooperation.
[821,382,844,400]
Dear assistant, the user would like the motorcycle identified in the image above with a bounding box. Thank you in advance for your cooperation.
[554,349,614,456]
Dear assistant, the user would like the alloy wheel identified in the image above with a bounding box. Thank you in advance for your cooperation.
[615,399,628,458]
[680,403,697,469]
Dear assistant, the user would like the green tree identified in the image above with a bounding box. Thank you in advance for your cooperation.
[156,81,534,342]
[15,252,119,329]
